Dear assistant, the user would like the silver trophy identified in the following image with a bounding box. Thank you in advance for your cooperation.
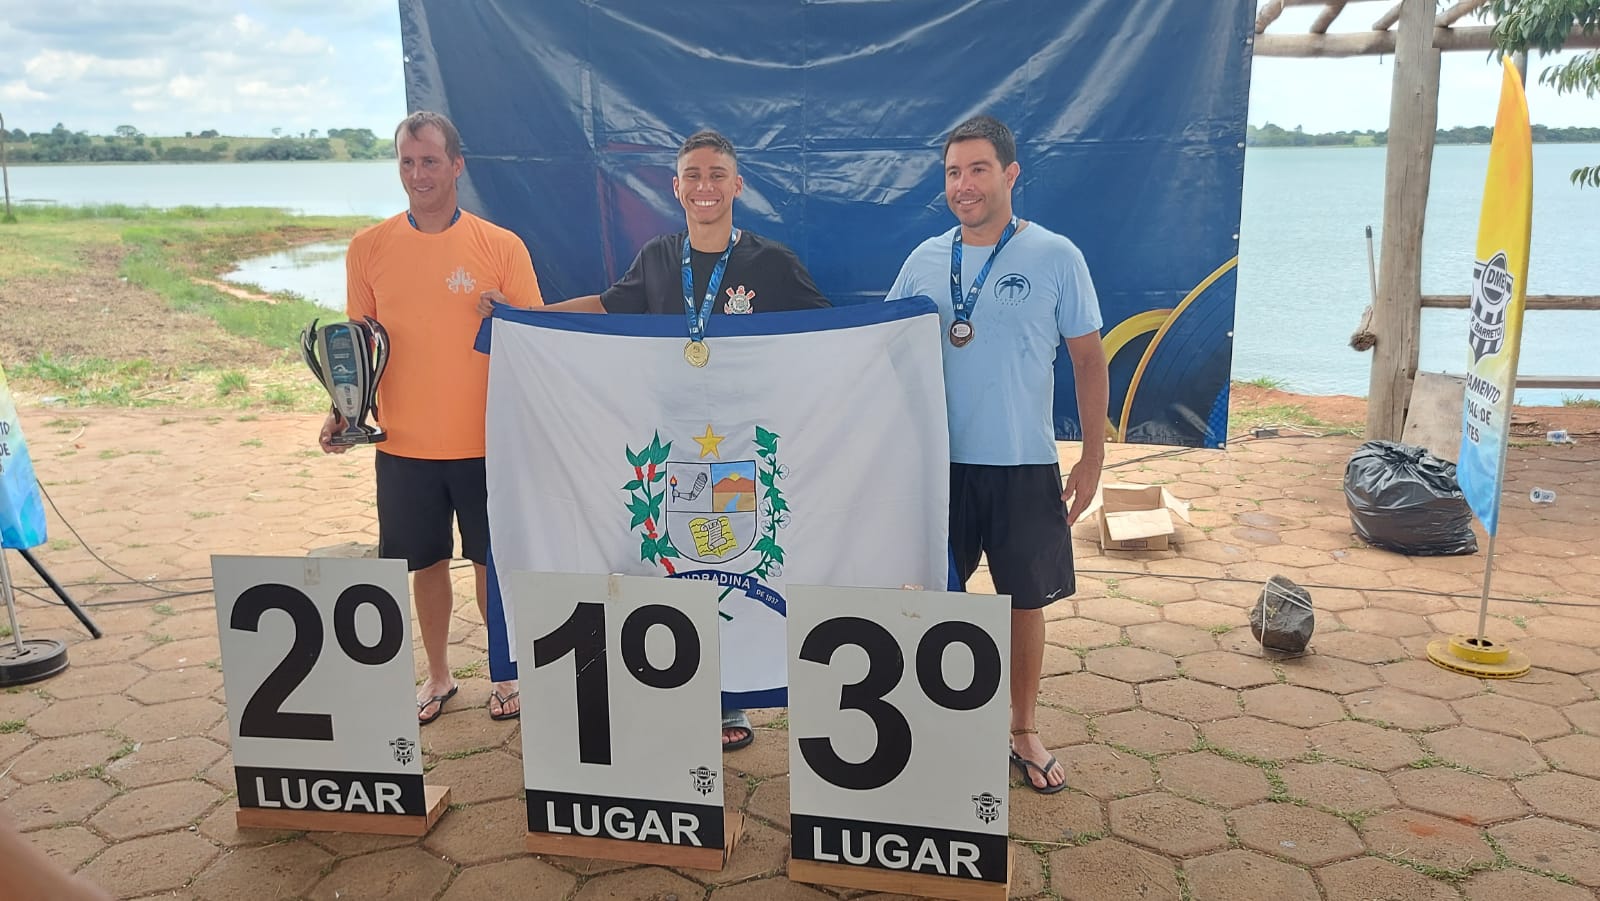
[301,316,390,446]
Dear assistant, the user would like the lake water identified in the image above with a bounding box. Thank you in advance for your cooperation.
[9,146,1599,402]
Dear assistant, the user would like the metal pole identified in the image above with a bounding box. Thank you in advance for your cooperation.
[1474,530,1497,645]
[1364,225,1379,307]
[16,548,101,639]
[0,551,26,655]
[0,111,12,222]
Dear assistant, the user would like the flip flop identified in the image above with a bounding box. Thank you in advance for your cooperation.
[721,709,754,751]
[1010,749,1067,795]
[417,684,459,725]
[489,689,521,721]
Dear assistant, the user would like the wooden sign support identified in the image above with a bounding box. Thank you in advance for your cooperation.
[237,784,451,836]
[790,845,1012,901]
[526,810,744,871]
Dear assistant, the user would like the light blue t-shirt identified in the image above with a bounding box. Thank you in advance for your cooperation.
[887,222,1101,466]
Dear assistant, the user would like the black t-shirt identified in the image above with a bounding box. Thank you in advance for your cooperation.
[600,230,832,316]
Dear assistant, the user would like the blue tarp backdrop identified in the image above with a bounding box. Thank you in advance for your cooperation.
[400,0,1253,448]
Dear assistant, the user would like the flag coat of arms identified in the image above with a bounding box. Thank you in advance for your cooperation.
[0,364,47,551]
[478,300,951,708]
[1458,58,1534,536]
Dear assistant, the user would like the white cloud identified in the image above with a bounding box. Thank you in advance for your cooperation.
[167,74,207,100]
[232,14,266,40]
[269,28,334,57]
[0,80,49,102]
[24,50,167,85]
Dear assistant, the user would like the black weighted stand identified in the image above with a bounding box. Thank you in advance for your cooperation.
[16,547,100,638]
[0,547,98,687]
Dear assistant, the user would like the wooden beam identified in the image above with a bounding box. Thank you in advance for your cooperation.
[1373,2,1403,31]
[1255,30,1395,56]
[1256,0,1288,34]
[1261,0,1392,31]
[1438,374,1600,390]
[1437,0,1489,27]
[1511,376,1600,390]
[1421,294,1600,311]
[1253,23,1600,56]
[1368,0,1441,441]
[1313,1,1351,35]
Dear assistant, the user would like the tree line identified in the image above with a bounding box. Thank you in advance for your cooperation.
[2,124,393,163]
[1248,122,1600,147]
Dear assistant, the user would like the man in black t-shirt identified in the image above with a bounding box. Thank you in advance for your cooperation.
[519,129,830,319]
[483,129,830,751]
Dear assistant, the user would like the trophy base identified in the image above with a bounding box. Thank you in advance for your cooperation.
[329,429,386,447]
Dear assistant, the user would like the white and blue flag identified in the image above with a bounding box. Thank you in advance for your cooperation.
[477,300,951,708]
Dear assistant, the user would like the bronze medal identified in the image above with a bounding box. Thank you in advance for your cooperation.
[949,320,974,348]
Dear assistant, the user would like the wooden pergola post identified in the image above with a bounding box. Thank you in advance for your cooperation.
[1367,0,1441,440]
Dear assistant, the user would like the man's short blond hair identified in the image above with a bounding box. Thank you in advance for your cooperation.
[394,111,462,161]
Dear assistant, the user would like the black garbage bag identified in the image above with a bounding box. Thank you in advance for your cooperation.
[1250,575,1314,654]
[1343,440,1478,556]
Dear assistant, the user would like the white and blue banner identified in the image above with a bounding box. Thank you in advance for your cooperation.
[477,301,951,708]
[1,364,47,551]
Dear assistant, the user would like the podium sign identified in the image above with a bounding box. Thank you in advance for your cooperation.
[511,572,737,869]
[787,585,1012,900]
[213,555,447,834]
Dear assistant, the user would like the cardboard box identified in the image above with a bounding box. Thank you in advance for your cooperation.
[1085,484,1192,551]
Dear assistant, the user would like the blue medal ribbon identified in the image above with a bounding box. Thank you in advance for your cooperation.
[406,207,462,231]
[682,229,739,343]
[950,217,1019,323]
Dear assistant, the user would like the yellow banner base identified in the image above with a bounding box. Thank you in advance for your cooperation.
[1426,634,1530,679]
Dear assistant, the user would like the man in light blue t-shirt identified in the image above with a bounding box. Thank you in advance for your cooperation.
[888,115,1109,794]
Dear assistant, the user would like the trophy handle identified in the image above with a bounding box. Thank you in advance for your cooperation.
[364,316,389,418]
[300,318,327,395]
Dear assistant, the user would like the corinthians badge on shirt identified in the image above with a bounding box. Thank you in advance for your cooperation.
[723,285,755,314]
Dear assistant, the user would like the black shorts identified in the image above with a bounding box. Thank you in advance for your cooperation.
[949,462,1076,610]
[374,451,490,571]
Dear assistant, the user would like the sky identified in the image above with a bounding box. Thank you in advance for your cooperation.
[0,2,1593,138]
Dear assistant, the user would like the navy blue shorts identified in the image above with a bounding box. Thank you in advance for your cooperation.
[949,462,1076,610]
[375,451,490,571]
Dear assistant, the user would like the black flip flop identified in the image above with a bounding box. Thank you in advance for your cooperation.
[489,689,521,721]
[417,684,459,725]
[1010,749,1067,794]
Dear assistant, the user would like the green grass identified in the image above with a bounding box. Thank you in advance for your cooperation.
[1240,375,1287,390]
[0,720,25,733]
[3,205,374,410]
[1228,400,1360,437]
[216,370,249,397]
[14,354,165,406]
[450,660,486,681]
[1561,394,1600,408]
[115,219,351,351]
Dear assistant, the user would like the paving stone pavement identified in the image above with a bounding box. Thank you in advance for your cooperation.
[2,407,1597,900]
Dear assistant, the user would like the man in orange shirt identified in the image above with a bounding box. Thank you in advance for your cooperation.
[320,111,543,724]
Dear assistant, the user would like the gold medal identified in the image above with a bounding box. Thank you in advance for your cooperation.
[949,320,974,348]
[684,339,710,367]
